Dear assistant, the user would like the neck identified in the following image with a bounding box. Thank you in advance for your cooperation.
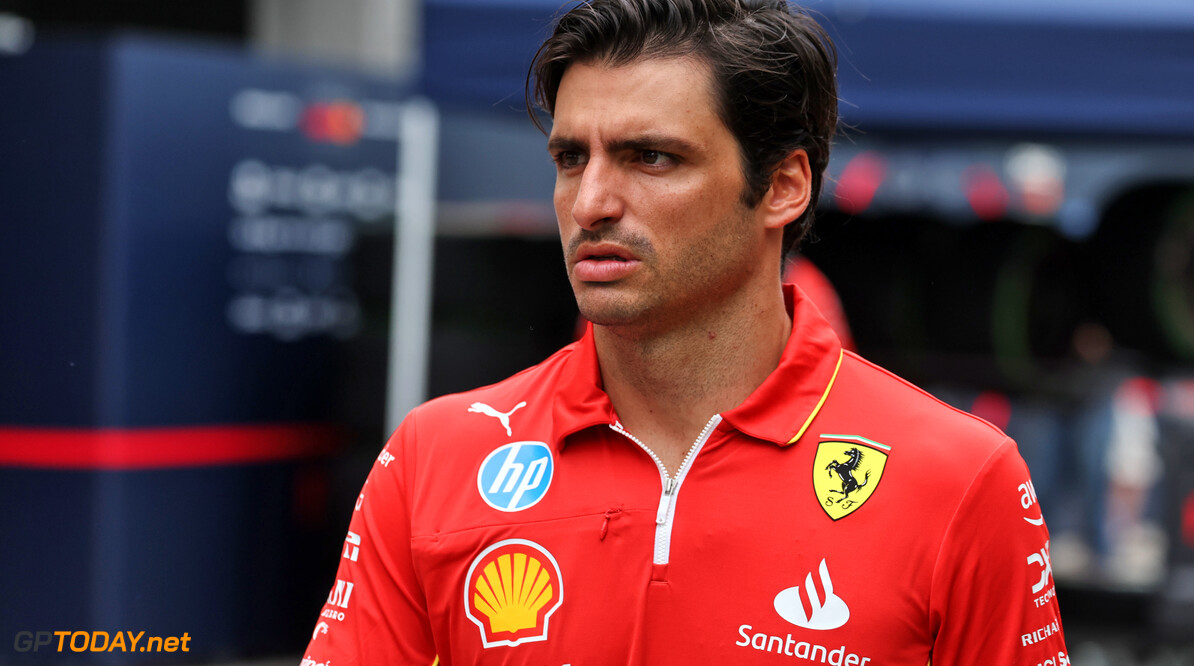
[593,283,791,470]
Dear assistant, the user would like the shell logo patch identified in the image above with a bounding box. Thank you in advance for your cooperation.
[464,539,563,648]
[813,434,890,521]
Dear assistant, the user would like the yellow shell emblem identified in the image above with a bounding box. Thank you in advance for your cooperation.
[813,435,890,520]
[473,552,553,632]
[464,539,563,648]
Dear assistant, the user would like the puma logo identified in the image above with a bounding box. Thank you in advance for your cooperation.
[468,401,527,436]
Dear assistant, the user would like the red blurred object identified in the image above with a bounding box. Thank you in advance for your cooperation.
[970,390,1013,431]
[300,101,365,145]
[0,424,340,469]
[963,163,1009,221]
[1117,376,1162,415]
[784,257,856,352]
[833,151,887,215]
[1183,491,1194,549]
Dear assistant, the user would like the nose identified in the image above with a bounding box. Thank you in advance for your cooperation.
[567,158,623,230]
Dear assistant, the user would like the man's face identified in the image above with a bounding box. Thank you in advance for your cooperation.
[549,56,776,335]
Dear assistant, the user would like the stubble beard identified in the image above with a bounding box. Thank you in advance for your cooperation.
[565,227,658,329]
[565,210,760,336]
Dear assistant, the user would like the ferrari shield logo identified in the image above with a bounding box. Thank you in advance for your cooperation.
[813,435,890,521]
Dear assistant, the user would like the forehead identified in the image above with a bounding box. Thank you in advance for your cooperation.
[550,56,725,140]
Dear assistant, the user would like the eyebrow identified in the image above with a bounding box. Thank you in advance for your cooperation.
[546,135,583,154]
[547,133,702,156]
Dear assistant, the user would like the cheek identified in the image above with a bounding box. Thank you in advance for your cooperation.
[668,181,737,225]
[553,183,576,218]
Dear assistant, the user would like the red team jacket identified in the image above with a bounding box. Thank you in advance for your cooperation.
[304,285,1068,665]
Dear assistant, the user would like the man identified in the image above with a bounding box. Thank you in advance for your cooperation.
[303,0,1068,663]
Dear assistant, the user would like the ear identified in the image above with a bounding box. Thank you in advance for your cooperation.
[759,149,812,231]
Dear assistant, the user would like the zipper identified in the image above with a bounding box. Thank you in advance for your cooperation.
[610,414,723,565]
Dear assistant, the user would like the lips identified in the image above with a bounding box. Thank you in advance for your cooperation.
[585,254,627,261]
[576,243,635,262]
[573,243,641,282]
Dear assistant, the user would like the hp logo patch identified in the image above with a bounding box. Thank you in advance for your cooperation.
[477,442,554,512]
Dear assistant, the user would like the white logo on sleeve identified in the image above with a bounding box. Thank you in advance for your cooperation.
[1019,480,1045,526]
[773,559,850,630]
[1028,542,1054,594]
[377,448,395,467]
[342,531,361,562]
[327,579,354,609]
[468,401,527,436]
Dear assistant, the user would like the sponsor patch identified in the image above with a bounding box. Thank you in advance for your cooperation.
[773,559,850,630]
[327,579,354,610]
[814,435,890,520]
[377,447,395,467]
[1028,540,1055,605]
[735,625,872,664]
[343,531,361,562]
[468,401,527,437]
[478,442,554,512]
[464,539,563,648]
[1019,480,1045,526]
[1022,619,1061,646]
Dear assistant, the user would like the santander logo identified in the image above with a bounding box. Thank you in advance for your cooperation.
[773,559,850,630]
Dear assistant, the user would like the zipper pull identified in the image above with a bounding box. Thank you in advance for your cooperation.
[656,477,677,525]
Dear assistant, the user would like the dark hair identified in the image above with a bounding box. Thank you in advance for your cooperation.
[528,0,838,256]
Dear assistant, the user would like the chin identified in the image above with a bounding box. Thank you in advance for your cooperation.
[578,306,639,328]
[575,293,647,328]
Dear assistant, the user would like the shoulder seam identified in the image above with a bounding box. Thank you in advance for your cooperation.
[842,351,1007,438]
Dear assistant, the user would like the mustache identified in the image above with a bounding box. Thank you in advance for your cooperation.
[566,227,655,259]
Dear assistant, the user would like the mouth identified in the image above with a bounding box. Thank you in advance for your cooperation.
[572,244,641,282]
[575,243,636,263]
[583,254,628,262]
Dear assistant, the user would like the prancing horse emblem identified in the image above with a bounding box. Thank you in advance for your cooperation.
[812,435,890,521]
[468,401,527,436]
[826,448,870,501]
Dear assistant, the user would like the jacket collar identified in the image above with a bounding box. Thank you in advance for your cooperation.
[550,323,616,447]
[550,283,843,448]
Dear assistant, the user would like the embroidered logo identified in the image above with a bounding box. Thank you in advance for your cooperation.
[773,559,850,630]
[477,442,553,512]
[813,434,890,520]
[1019,479,1045,526]
[1028,541,1053,594]
[468,401,527,436]
[464,539,563,648]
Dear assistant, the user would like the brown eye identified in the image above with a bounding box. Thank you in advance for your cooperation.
[639,150,676,167]
[555,151,585,169]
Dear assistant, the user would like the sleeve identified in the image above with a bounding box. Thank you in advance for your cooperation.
[302,413,439,666]
[928,438,1070,666]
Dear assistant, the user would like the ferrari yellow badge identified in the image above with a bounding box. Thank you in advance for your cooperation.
[813,435,890,521]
